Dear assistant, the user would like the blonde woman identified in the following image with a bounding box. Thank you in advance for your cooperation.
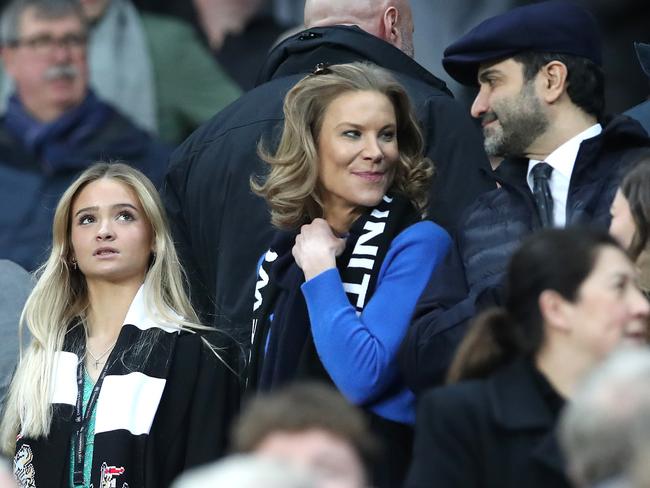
[248,62,451,487]
[1,162,239,488]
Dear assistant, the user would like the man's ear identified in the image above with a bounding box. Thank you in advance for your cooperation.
[538,60,569,104]
[538,289,572,333]
[382,6,400,46]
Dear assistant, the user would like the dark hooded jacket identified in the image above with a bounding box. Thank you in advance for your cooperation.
[400,115,650,393]
[405,358,570,488]
[162,25,493,341]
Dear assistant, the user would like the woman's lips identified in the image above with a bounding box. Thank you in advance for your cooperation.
[93,247,119,257]
[354,171,385,182]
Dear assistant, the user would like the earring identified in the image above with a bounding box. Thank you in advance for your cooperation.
[71,258,77,270]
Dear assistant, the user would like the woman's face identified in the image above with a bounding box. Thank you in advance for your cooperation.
[316,90,399,226]
[609,189,636,250]
[563,246,650,361]
[70,178,153,286]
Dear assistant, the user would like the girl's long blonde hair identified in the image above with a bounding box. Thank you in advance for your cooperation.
[0,162,204,454]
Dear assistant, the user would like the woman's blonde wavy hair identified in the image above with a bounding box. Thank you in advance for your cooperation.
[251,62,434,230]
[0,162,206,454]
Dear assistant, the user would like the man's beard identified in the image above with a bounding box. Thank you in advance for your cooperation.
[481,82,549,158]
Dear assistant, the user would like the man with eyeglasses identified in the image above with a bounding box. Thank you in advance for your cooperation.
[0,0,169,272]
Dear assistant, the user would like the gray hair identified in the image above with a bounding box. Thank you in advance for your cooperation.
[559,348,650,487]
[1,0,86,45]
[171,455,316,488]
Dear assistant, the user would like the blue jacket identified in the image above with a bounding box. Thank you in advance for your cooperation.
[400,115,650,393]
[0,97,170,271]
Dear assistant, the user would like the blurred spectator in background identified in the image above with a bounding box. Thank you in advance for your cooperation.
[609,157,650,297]
[1,0,241,145]
[233,383,374,488]
[560,349,650,488]
[0,0,169,271]
[84,0,241,143]
[172,455,316,488]
[626,42,650,135]
[193,0,288,91]
[0,260,32,413]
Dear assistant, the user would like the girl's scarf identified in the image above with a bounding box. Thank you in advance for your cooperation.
[248,195,419,391]
[13,286,180,488]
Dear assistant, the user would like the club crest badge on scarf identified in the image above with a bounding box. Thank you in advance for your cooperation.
[14,444,36,488]
[93,462,127,488]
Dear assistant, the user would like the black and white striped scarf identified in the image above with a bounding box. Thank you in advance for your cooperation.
[13,285,181,488]
[247,195,419,391]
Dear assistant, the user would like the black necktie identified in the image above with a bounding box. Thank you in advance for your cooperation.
[531,162,554,228]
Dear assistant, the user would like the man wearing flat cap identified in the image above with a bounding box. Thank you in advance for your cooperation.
[400,0,650,394]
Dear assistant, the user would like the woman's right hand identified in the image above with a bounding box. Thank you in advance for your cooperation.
[293,218,346,281]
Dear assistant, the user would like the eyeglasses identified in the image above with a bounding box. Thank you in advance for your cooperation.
[8,33,87,55]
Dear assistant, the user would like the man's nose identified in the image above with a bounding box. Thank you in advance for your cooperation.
[471,87,489,119]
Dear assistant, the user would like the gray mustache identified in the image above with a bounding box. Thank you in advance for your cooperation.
[43,64,79,81]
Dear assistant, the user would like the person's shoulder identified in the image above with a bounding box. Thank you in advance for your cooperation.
[176,328,242,373]
[419,378,491,417]
[396,220,451,248]
[0,259,31,283]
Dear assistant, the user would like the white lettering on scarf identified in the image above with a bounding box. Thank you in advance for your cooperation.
[342,198,392,314]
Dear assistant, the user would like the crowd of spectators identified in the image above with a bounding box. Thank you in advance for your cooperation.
[2,0,650,487]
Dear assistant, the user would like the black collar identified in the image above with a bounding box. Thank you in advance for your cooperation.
[257,25,451,95]
[487,358,566,476]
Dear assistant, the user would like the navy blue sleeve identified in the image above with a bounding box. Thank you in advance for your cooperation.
[399,236,478,393]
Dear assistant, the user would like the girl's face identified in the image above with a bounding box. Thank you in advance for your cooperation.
[70,178,153,286]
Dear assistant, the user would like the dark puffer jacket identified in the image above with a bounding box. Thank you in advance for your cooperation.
[400,115,650,393]
[162,25,493,341]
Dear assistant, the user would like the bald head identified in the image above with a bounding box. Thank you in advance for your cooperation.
[304,0,414,57]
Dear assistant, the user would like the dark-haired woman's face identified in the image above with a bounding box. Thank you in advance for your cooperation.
[316,90,398,230]
[609,189,636,250]
[564,246,649,361]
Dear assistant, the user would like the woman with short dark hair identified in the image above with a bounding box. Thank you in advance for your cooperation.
[405,228,650,488]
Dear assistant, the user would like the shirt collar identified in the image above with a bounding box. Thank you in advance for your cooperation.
[122,284,183,333]
[527,123,602,182]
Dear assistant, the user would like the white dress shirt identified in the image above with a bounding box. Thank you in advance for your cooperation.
[527,124,602,227]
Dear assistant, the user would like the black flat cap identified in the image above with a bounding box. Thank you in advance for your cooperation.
[443,0,602,86]
[635,42,650,79]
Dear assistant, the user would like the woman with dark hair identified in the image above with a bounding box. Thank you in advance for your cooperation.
[610,157,650,294]
[405,228,650,488]
[248,61,451,487]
